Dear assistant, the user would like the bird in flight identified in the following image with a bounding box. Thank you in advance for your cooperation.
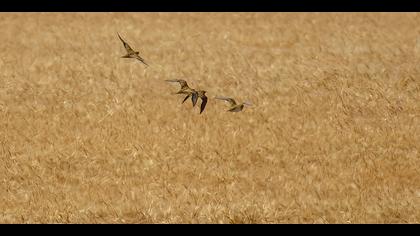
[165,79,198,107]
[215,96,252,112]
[196,90,208,114]
[117,33,149,66]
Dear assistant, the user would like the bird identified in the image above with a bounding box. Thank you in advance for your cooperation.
[117,33,149,66]
[165,79,198,106]
[215,96,252,112]
[196,90,208,114]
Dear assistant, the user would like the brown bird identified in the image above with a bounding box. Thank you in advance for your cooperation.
[117,33,149,66]
[196,90,208,114]
[215,96,252,112]
[165,79,198,106]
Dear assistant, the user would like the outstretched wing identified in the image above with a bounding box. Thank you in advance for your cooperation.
[165,79,189,89]
[215,96,237,106]
[118,33,136,54]
[243,101,253,106]
[200,95,207,114]
[134,54,149,66]
[191,91,198,107]
[182,94,190,104]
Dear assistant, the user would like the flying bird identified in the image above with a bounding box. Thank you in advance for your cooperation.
[117,33,149,66]
[165,79,198,106]
[196,90,208,114]
[215,96,252,112]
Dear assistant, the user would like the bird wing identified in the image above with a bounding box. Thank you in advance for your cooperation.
[191,91,198,107]
[118,33,136,54]
[200,95,207,114]
[243,101,253,106]
[215,96,237,106]
[134,54,149,66]
[182,94,190,104]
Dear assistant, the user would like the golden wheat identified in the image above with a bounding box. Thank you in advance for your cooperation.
[0,13,419,223]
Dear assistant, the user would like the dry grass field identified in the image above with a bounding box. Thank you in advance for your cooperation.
[0,13,419,223]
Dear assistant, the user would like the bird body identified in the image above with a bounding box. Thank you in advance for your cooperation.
[228,104,245,112]
[117,33,149,66]
[165,79,198,107]
[215,96,251,112]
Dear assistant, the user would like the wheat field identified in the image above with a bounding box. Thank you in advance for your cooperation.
[0,13,419,223]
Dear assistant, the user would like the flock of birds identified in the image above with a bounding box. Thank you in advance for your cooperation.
[117,33,252,114]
